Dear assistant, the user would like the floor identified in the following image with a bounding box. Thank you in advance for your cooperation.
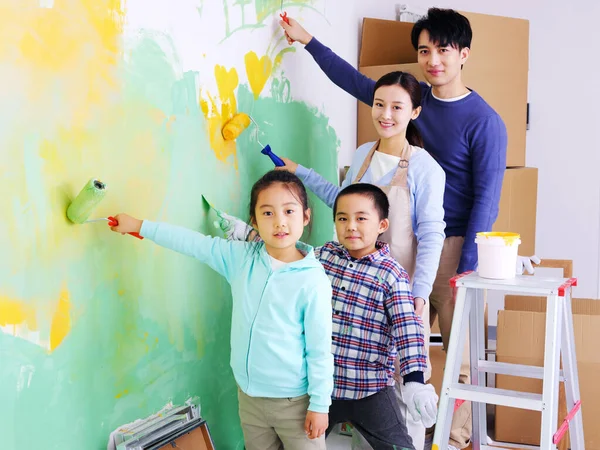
[326,428,480,450]
[325,426,352,449]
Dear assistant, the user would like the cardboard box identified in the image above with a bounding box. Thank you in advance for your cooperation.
[496,299,600,450]
[157,423,215,450]
[357,13,529,167]
[492,167,538,255]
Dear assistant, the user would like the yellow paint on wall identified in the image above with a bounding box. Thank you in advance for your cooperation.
[0,0,127,276]
[0,297,37,329]
[215,65,239,119]
[0,1,125,123]
[200,65,240,165]
[50,286,72,351]
[244,51,272,100]
[14,1,124,71]
[115,389,129,399]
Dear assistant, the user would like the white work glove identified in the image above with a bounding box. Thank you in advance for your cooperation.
[401,382,438,428]
[516,255,540,275]
[213,212,253,241]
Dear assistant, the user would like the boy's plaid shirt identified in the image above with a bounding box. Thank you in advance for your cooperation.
[315,241,427,400]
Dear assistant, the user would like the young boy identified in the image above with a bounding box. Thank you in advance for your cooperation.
[280,9,507,449]
[220,182,438,449]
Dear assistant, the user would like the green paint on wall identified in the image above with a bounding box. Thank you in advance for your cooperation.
[0,24,339,450]
[236,82,339,247]
[0,30,242,449]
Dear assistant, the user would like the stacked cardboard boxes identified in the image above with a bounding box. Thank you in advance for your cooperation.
[496,298,600,450]
[494,259,600,449]
[356,12,536,254]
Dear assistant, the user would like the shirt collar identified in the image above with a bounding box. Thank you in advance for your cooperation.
[330,241,391,262]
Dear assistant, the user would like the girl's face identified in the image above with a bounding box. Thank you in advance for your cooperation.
[252,182,310,257]
[371,84,420,140]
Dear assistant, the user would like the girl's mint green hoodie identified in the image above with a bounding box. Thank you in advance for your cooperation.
[141,221,334,413]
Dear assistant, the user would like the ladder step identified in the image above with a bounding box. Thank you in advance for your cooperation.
[481,444,539,450]
[477,360,565,381]
[484,435,541,450]
[446,384,543,411]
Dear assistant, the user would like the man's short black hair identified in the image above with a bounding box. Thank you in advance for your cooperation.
[411,8,472,50]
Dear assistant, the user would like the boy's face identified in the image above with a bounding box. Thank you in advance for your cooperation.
[417,29,470,89]
[335,193,389,259]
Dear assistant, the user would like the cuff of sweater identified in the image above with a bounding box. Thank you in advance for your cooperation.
[403,371,424,385]
[304,37,323,55]
[139,220,158,239]
[411,284,430,304]
[457,244,478,273]
[308,400,330,414]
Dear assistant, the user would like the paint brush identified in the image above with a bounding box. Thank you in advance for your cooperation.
[202,194,226,221]
[66,178,143,239]
[202,195,233,237]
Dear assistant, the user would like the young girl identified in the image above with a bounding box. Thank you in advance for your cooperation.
[276,71,446,450]
[109,170,334,450]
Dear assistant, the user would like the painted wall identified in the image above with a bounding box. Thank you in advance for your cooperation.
[0,1,338,449]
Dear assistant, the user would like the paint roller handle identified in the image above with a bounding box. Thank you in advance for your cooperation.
[107,216,144,240]
[270,154,286,167]
[261,145,286,167]
[279,12,295,43]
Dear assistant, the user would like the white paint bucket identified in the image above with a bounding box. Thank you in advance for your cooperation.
[475,232,521,279]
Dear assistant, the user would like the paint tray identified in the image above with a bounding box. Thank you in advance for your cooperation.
[115,404,200,450]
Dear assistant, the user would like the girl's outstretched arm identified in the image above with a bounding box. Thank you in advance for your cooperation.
[110,213,246,281]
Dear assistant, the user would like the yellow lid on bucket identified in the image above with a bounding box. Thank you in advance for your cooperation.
[476,232,521,245]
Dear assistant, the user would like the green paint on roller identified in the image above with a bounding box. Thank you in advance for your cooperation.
[66,179,107,224]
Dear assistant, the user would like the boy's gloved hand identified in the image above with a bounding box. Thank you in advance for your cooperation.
[401,382,438,428]
[214,211,253,241]
[516,255,541,274]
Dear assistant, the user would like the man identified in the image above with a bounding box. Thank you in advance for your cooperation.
[281,8,507,450]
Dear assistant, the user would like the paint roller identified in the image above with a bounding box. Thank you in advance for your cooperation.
[221,113,285,167]
[66,178,143,239]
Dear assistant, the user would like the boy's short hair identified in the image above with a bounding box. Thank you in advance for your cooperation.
[411,8,472,50]
[333,184,390,220]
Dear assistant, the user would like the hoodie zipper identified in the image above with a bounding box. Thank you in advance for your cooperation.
[246,270,273,388]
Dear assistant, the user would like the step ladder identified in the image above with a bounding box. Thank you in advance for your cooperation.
[432,272,584,450]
